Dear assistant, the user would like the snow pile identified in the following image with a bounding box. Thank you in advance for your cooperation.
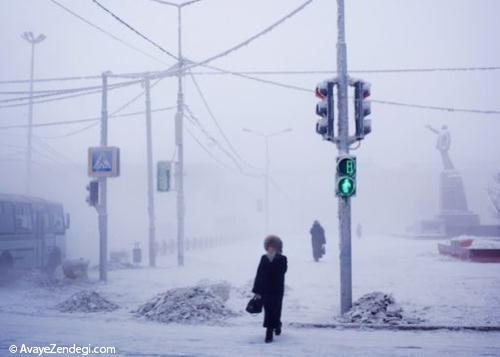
[233,280,254,299]
[135,282,236,324]
[341,292,421,325]
[56,290,119,313]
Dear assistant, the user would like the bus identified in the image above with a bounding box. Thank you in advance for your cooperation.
[0,194,70,275]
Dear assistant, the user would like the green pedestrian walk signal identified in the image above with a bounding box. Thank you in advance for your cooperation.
[336,156,356,197]
[337,177,355,197]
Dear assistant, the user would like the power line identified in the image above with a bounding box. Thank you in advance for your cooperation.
[182,0,314,72]
[201,63,311,93]
[91,0,178,60]
[94,0,313,75]
[185,124,262,178]
[0,70,165,85]
[183,105,243,170]
[148,0,205,7]
[2,66,497,116]
[188,70,251,166]
[0,82,127,103]
[48,0,167,65]
[33,136,80,168]
[371,99,500,115]
[185,126,239,172]
[189,66,500,76]
[3,64,499,85]
[0,106,175,130]
[39,76,169,138]
[0,78,144,109]
[0,88,104,109]
[197,66,500,115]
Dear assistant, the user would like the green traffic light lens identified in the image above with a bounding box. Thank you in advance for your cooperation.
[338,177,355,197]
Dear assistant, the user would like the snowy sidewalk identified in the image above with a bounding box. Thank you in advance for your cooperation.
[1,234,500,356]
[2,311,500,357]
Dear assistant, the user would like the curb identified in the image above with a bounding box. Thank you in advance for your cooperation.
[289,322,500,332]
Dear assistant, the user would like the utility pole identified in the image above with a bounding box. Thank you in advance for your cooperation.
[336,0,352,315]
[144,75,156,267]
[156,0,202,266]
[243,128,292,234]
[99,72,109,281]
[175,5,185,266]
[21,31,46,194]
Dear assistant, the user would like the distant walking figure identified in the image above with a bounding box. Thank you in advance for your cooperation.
[356,223,363,239]
[252,235,287,343]
[310,220,326,262]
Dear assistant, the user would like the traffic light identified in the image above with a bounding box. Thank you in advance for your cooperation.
[157,161,171,192]
[353,80,371,139]
[336,155,356,197]
[315,80,335,141]
[86,180,99,207]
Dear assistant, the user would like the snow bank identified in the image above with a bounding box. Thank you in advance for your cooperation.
[135,281,236,324]
[56,290,119,313]
[340,292,422,325]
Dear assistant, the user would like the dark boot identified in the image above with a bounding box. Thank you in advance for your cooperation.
[265,328,273,343]
[275,326,281,336]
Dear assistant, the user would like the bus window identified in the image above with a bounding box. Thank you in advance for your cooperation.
[0,201,15,234]
[49,204,65,234]
[14,203,33,233]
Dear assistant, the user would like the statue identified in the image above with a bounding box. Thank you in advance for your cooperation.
[426,124,454,170]
[411,124,481,237]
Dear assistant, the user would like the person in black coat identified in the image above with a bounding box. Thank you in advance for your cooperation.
[310,220,326,262]
[252,235,287,343]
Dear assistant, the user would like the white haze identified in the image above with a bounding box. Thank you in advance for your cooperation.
[1,0,499,262]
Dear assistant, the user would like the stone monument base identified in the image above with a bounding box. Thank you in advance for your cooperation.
[411,170,481,238]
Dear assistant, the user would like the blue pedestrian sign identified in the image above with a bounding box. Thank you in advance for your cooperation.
[88,146,120,178]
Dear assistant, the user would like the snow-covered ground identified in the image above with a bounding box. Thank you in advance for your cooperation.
[1,234,500,356]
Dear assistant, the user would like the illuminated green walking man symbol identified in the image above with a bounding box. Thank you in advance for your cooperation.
[341,178,352,193]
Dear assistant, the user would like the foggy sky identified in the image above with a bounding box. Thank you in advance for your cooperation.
[1,0,499,261]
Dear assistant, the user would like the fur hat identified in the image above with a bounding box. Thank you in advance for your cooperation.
[264,235,283,253]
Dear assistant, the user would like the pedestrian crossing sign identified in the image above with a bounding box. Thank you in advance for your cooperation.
[88,146,120,177]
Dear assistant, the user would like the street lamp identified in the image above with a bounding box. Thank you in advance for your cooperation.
[21,31,46,194]
[243,127,292,234]
[146,0,203,266]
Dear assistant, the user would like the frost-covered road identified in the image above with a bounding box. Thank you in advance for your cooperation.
[1,234,500,356]
[3,311,500,357]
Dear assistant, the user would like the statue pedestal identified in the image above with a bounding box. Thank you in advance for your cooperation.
[440,170,469,212]
[413,170,480,238]
[437,170,479,236]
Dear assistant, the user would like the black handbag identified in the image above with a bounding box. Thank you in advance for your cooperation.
[246,296,263,314]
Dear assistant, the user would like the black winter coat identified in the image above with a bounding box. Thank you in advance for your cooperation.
[310,223,326,245]
[252,254,287,296]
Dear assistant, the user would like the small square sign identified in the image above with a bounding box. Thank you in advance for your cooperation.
[88,146,120,178]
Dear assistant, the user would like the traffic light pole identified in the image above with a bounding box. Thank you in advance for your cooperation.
[144,76,156,268]
[336,0,352,314]
[98,72,109,282]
